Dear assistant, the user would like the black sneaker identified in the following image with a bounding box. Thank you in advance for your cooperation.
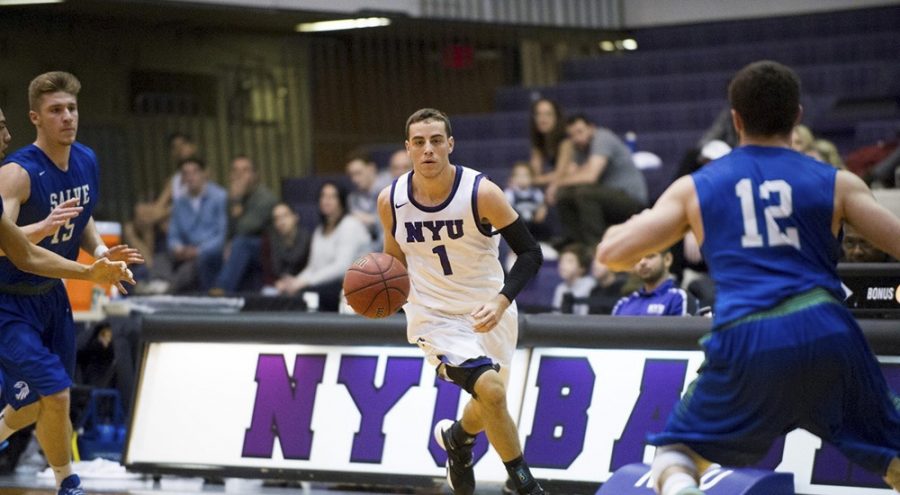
[503,475,546,494]
[434,419,475,495]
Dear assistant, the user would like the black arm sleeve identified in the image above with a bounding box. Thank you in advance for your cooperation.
[498,217,543,302]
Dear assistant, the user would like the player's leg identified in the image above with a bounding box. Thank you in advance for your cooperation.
[885,457,899,491]
[0,402,40,438]
[650,445,712,495]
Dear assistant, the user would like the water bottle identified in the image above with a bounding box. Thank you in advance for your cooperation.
[624,131,637,153]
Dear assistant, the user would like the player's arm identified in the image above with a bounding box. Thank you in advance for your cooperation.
[0,213,134,287]
[596,176,695,271]
[376,185,407,267]
[836,170,900,260]
[474,178,543,332]
[80,217,145,266]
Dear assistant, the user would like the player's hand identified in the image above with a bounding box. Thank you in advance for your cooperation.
[87,258,135,294]
[471,294,511,333]
[38,198,82,240]
[102,244,145,265]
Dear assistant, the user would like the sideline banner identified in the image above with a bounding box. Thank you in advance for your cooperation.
[126,343,530,481]
[126,326,899,494]
[517,348,900,495]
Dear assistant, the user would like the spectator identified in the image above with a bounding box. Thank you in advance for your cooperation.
[843,224,891,262]
[268,202,311,287]
[813,139,846,170]
[210,156,278,294]
[552,245,595,315]
[791,124,815,153]
[505,161,549,241]
[612,250,697,316]
[124,132,198,277]
[346,152,392,246]
[388,149,413,178]
[548,114,647,248]
[166,157,227,293]
[529,98,574,186]
[278,181,369,311]
[586,258,628,315]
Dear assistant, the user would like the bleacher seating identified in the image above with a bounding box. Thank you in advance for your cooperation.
[280,7,900,313]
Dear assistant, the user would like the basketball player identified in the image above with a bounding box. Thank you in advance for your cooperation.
[0,72,143,495]
[377,108,544,495]
[597,61,900,495]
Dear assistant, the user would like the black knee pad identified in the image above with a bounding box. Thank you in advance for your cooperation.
[438,359,500,397]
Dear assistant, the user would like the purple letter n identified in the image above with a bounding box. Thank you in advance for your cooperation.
[241,354,326,460]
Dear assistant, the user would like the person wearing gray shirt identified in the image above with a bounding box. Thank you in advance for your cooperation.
[546,114,647,248]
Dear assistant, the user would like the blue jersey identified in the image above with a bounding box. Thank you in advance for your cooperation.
[0,142,99,286]
[691,145,842,328]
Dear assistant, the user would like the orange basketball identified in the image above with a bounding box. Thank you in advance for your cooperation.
[343,253,409,318]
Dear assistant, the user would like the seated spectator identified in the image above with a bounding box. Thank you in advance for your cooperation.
[548,114,647,248]
[843,224,891,262]
[552,245,595,315]
[210,156,278,294]
[586,258,628,315]
[166,157,227,293]
[277,181,370,311]
[268,202,311,288]
[791,124,815,153]
[812,139,846,170]
[388,149,413,178]
[124,132,198,280]
[529,98,574,186]
[346,152,392,247]
[505,161,549,241]
[612,250,697,316]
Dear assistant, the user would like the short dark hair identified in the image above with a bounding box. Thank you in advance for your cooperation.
[728,61,801,137]
[345,149,375,167]
[565,113,594,127]
[179,156,205,170]
[405,108,452,139]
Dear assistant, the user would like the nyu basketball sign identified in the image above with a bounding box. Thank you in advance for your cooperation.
[126,343,899,494]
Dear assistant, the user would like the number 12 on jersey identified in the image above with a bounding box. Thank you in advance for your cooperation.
[735,178,801,249]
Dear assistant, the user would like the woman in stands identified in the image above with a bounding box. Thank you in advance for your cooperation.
[276,181,369,311]
[529,98,574,186]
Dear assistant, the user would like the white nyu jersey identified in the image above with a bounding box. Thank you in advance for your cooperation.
[391,165,504,314]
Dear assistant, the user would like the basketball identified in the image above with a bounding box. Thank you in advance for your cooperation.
[343,252,409,318]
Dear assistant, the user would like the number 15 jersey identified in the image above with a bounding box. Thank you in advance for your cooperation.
[390,165,504,315]
[0,142,99,286]
[692,145,843,328]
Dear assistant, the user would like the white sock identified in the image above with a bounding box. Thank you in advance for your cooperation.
[0,417,15,443]
[661,472,698,495]
[51,463,73,488]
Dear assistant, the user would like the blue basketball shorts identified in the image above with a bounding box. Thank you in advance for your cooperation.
[0,284,76,410]
[649,289,900,476]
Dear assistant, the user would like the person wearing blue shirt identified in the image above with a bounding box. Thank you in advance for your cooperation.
[612,250,696,316]
[598,61,900,495]
[0,73,143,495]
[167,157,227,293]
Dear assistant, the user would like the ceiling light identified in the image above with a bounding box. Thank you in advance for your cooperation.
[600,41,615,52]
[0,0,64,5]
[296,17,391,33]
[622,38,638,50]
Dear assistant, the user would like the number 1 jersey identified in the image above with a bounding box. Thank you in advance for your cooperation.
[390,165,504,314]
[691,145,842,328]
[0,142,99,286]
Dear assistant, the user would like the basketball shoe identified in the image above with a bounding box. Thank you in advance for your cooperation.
[434,419,475,495]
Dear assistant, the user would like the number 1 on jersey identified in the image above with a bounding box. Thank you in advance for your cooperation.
[735,178,800,249]
[432,245,453,275]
